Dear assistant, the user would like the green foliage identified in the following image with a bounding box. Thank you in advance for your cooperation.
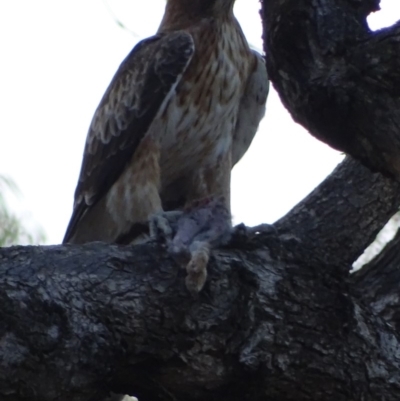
[0,176,45,247]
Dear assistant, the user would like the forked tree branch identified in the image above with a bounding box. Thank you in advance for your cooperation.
[2,1,400,400]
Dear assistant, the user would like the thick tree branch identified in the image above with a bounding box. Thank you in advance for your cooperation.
[2,239,400,401]
[2,155,400,401]
[262,0,400,178]
[275,157,400,267]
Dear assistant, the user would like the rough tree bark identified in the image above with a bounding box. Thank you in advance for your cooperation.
[2,1,400,400]
[263,0,400,178]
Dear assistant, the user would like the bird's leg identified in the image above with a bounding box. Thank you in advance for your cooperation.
[149,210,183,242]
[168,196,232,295]
[150,199,275,294]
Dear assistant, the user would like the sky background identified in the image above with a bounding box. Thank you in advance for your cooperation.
[0,0,399,245]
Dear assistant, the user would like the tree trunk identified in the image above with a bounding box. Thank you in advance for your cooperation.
[263,0,400,178]
[2,0,400,400]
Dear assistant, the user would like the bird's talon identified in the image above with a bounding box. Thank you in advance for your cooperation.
[149,211,183,242]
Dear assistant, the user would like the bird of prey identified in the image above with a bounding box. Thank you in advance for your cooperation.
[63,0,269,291]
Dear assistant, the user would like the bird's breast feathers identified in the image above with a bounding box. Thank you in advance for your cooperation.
[155,20,254,178]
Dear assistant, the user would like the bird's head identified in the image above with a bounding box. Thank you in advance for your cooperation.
[161,0,236,29]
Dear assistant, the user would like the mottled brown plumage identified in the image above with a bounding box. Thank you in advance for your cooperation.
[63,0,269,247]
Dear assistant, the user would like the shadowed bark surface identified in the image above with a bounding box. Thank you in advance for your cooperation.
[263,0,400,178]
[2,0,400,400]
[2,158,400,401]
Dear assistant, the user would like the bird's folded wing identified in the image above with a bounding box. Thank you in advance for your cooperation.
[63,32,195,243]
